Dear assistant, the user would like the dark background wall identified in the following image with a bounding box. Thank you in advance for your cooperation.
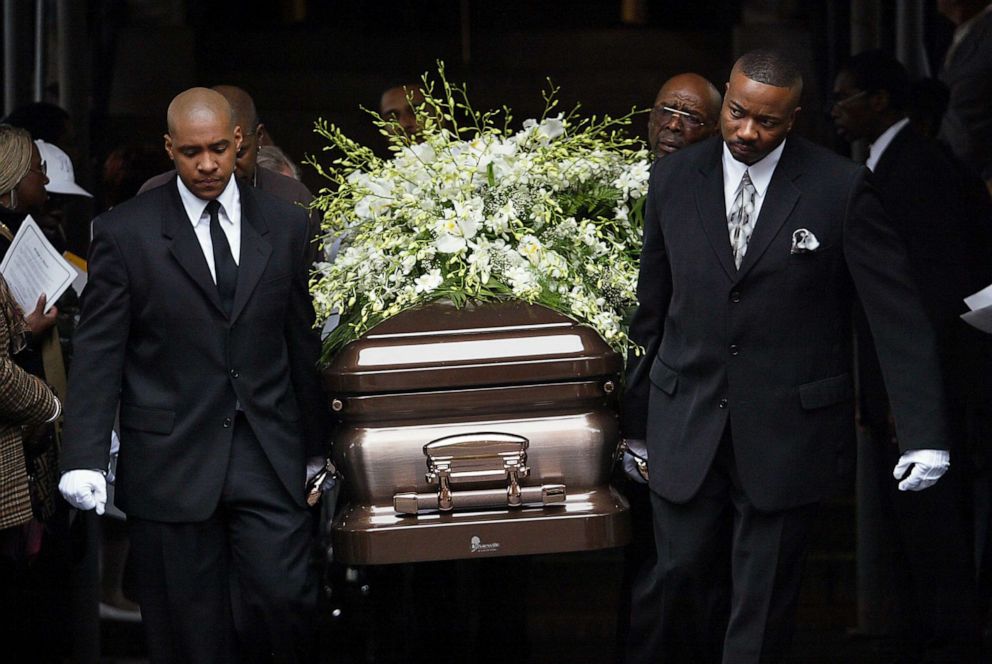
[1,0,958,242]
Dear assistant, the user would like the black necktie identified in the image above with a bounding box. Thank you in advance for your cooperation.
[206,200,237,315]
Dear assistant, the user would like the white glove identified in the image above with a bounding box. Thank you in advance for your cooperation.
[622,439,649,484]
[59,470,107,515]
[893,449,949,492]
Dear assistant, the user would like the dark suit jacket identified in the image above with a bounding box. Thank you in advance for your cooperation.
[622,135,950,512]
[61,177,330,522]
[940,8,992,181]
[857,123,992,453]
[140,166,322,264]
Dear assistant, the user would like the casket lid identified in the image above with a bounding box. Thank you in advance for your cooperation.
[324,301,621,394]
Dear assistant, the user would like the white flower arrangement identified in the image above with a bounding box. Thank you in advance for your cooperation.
[308,64,650,362]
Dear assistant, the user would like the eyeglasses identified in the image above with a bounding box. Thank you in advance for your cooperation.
[830,90,868,108]
[651,105,707,129]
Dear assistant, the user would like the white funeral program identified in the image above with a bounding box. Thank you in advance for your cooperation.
[963,282,992,335]
[0,216,77,313]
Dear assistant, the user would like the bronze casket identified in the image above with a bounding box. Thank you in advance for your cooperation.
[323,300,631,564]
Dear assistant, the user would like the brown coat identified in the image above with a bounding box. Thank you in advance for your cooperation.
[0,285,58,530]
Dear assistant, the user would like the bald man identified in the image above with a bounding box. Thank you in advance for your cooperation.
[59,88,330,664]
[139,85,322,264]
[646,73,722,160]
[618,71,722,660]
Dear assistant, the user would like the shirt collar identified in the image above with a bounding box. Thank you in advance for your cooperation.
[866,117,910,171]
[175,174,240,227]
[721,138,787,197]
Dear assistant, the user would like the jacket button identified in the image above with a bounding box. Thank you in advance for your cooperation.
[719,399,728,408]
[729,344,739,356]
[230,369,239,378]
[223,417,233,428]
[730,291,741,303]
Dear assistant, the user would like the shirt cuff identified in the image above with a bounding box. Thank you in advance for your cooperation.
[45,395,61,423]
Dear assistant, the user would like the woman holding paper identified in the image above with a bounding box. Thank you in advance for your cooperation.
[0,124,58,336]
[0,123,68,660]
[0,272,61,529]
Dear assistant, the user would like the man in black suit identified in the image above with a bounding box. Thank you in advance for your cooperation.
[58,88,330,663]
[623,49,952,663]
[832,50,992,660]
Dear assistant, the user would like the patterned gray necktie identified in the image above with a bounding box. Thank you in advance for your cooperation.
[728,170,757,269]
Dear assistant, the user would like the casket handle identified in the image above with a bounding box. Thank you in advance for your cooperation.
[391,432,567,515]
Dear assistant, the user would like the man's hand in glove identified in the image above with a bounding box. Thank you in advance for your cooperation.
[59,469,107,514]
[893,449,949,491]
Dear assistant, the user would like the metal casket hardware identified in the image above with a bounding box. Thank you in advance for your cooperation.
[392,432,567,515]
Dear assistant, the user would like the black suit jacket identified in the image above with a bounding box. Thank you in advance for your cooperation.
[61,177,330,522]
[622,135,950,511]
[857,123,992,449]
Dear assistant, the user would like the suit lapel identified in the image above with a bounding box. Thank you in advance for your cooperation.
[162,181,226,316]
[230,181,272,324]
[735,139,802,280]
[694,140,738,281]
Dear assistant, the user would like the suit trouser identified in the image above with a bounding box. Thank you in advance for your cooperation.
[628,431,816,664]
[128,415,316,664]
[617,477,665,663]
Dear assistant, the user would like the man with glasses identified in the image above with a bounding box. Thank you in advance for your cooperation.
[619,71,722,662]
[646,73,722,160]
[140,85,321,264]
[831,50,991,661]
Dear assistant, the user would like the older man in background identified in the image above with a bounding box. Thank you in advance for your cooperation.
[646,72,723,160]
[619,71,722,663]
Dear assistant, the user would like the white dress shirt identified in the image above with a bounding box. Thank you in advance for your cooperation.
[722,138,787,222]
[175,175,241,283]
[866,117,911,172]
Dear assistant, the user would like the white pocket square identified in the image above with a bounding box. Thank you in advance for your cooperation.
[790,228,820,254]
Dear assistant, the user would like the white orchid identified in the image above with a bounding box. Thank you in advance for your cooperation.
[414,269,444,294]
